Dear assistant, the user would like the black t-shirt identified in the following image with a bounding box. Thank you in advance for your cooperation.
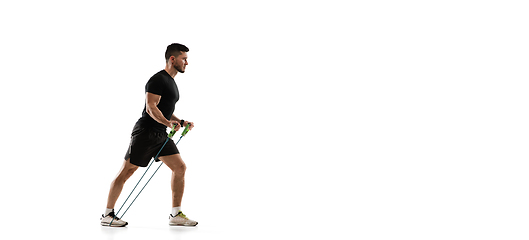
[135,70,179,132]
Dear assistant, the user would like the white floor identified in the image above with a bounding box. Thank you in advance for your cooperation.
[7,205,351,240]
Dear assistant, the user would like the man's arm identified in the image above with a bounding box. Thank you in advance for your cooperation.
[145,92,179,129]
[171,114,194,130]
[170,114,181,123]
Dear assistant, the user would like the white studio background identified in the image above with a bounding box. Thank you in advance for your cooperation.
[1,0,528,239]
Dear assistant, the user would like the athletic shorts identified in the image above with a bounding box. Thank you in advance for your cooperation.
[124,124,179,167]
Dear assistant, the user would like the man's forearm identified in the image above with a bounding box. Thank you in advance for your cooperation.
[170,115,181,122]
[146,104,172,127]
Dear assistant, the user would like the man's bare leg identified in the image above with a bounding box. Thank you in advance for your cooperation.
[106,159,139,209]
[159,153,197,226]
[159,154,186,207]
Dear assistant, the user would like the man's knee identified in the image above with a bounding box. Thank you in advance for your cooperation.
[160,154,186,174]
[180,162,187,173]
[115,161,139,182]
[124,167,138,177]
[172,162,186,175]
[115,169,136,183]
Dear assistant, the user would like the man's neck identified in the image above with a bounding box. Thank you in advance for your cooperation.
[164,66,178,79]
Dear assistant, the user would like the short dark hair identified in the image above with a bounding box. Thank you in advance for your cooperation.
[165,43,189,62]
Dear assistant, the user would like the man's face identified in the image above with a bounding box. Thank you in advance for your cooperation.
[173,52,188,73]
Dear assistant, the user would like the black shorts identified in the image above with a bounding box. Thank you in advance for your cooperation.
[124,124,179,167]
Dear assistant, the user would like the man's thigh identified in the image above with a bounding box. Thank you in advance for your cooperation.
[159,154,186,172]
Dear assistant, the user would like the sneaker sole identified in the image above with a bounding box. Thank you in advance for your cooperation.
[101,222,128,227]
[169,222,198,227]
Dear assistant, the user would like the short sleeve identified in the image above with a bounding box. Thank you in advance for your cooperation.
[145,75,164,95]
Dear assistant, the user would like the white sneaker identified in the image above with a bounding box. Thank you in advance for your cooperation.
[100,212,128,227]
[169,211,198,226]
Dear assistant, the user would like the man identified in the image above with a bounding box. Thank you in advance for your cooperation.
[100,43,197,227]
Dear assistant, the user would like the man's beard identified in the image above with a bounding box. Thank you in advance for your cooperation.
[175,63,185,73]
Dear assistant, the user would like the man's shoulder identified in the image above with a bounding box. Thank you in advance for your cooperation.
[149,70,174,82]
[149,70,167,79]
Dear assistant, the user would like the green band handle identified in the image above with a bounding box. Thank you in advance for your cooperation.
[168,123,191,138]
[181,123,190,136]
[168,124,178,138]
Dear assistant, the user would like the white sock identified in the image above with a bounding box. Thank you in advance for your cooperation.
[105,208,114,216]
[172,207,181,216]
